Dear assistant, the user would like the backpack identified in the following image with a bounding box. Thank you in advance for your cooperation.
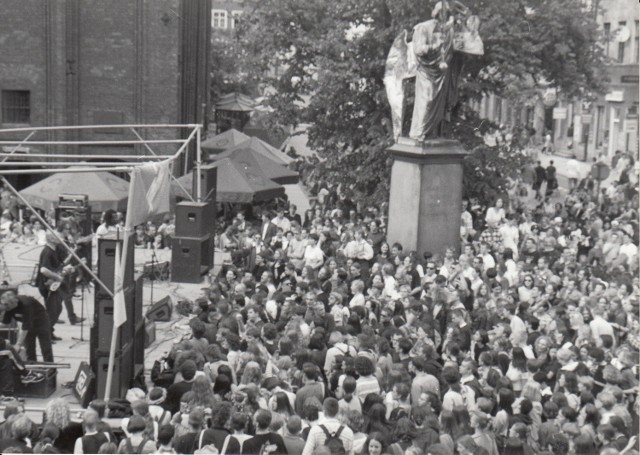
[319,424,346,455]
[125,436,150,454]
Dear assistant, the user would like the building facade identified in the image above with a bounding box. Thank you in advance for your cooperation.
[0,0,210,164]
[471,0,638,161]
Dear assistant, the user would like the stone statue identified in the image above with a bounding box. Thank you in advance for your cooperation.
[384,0,483,141]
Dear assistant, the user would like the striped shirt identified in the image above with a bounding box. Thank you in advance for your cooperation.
[301,418,354,455]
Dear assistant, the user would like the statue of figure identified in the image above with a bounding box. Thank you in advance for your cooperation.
[384,0,483,141]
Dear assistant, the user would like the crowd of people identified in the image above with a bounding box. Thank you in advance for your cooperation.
[0,148,637,455]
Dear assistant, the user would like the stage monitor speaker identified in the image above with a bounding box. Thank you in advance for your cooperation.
[146,296,172,322]
[96,233,134,297]
[92,287,134,353]
[95,342,133,399]
[175,200,216,237]
[170,235,211,283]
[73,361,96,408]
[192,164,217,202]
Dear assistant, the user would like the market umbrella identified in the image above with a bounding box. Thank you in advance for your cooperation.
[213,146,299,185]
[221,136,294,165]
[171,158,285,204]
[200,128,250,157]
[19,169,129,212]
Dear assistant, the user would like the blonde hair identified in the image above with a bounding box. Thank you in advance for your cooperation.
[45,398,70,429]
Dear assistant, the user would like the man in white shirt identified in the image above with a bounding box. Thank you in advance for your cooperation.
[302,398,354,455]
[589,307,616,347]
[619,232,638,267]
[342,229,373,264]
[272,208,292,233]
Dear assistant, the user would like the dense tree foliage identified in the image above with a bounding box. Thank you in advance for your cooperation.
[220,0,608,205]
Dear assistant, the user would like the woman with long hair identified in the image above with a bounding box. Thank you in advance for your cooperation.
[213,373,233,400]
[45,398,83,454]
[189,375,216,412]
[271,391,295,419]
[239,361,263,386]
[506,347,529,395]
[363,403,389,434]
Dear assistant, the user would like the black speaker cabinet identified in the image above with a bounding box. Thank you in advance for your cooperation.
[192,164,217,202]
[134,273,144,323]
[175,200,216,237]
[92,287,134,353]
[170,235,211,283]
[96,233,134,297]
[95,342,133,399]
[146,296,172,322]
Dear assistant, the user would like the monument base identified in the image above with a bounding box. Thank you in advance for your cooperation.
[387,138,467,257]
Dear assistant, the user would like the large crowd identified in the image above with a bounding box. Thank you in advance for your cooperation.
[0,149,637,455]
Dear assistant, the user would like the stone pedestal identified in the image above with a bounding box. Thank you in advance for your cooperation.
[387,138,467,256]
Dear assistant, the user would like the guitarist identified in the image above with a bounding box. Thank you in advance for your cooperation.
[57,219,88,326]
[36,231,68,341]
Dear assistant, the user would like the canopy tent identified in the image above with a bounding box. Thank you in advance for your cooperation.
[220,136,294,165]
[171,157,285,203]
[213,146,299,185]
[19,169,130,212]
[200,128,250,157]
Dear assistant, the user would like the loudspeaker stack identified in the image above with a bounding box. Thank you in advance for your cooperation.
[171,166,217,283]
[92,232,144,399]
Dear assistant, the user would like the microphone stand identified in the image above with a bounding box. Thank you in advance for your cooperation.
[70,278,88,348]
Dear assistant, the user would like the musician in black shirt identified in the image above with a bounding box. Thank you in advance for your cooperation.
[0,290,53,362]
[36,231,67,341]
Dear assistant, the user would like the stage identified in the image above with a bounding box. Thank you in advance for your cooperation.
[0,241,228,420]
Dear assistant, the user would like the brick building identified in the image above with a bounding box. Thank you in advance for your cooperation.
[0,0,211,168]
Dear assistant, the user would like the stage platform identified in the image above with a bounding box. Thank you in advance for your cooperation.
[0,241,229,421]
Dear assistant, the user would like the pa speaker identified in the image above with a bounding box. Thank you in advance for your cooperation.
[96,233,134,297]
[92,287,134,353]
[192,164,217,202]
[95,342,133,399]
[170,235,211,283]
[146,296,172,322]
[175,200,216,237]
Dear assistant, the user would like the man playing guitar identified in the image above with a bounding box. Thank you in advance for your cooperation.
[57,219,89,325]
[36,231,69,341]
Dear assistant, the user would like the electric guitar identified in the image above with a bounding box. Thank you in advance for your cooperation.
[45,261,86,292]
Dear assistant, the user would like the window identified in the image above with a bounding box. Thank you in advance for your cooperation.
[604,22,611,57]
[618,21,626,63]
[212,10,227,29]
[1,90,30,124]
[231,10,242,29]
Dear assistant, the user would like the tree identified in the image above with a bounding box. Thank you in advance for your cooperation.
[231,0,608,205]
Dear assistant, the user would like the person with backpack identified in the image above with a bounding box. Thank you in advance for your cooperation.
[302,397,354,455]
[172,408,217,454]
[116,415,157,454]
